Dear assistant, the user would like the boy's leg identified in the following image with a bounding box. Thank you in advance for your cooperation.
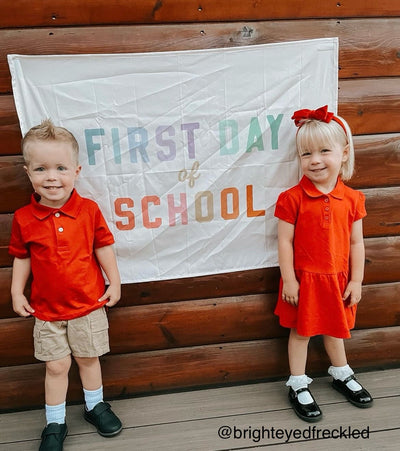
[75,355,122,437]
[39,356,70,451]
[45,355,72,406]
[74,356,103,409]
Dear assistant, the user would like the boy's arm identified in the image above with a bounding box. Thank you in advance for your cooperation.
[277,219,299,306]
[11,257,35,317]
[343,218,365,306]
[95,245,121,307]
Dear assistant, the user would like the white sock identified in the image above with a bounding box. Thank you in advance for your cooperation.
[83,386,103,411]
[328,365,362,391]
[45,402,66,425]
[286,375,314,404]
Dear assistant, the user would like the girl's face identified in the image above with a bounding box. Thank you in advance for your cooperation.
[24,140,81,208]
[299,141,349,193]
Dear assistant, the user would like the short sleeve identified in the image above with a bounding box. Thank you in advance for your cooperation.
[354,190,367,221]
[8,214,30,259]
[93,205,115,249]
[274,190,299,225]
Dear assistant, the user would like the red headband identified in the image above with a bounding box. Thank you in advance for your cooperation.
[291,105,347,135]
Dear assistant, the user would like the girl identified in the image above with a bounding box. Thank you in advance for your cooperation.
[274,105,373,422]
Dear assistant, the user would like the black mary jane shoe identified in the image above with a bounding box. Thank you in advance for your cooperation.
[332,375,373,408]
[288,387,323,422]
[39,422,68,451]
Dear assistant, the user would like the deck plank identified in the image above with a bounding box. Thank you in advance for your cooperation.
[0,368,399,450]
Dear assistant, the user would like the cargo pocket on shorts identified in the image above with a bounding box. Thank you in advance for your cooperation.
[89,307,110,353]
[33,319,47,356]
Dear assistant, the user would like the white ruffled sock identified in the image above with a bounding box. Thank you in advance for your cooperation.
[328,364,362,391]
[286,374,314,404]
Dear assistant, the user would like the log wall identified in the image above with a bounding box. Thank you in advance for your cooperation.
[1,0,399,411]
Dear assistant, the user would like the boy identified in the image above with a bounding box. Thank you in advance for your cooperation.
[9,119,122,451]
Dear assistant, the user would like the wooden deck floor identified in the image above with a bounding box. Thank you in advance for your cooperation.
[1,367,399,450]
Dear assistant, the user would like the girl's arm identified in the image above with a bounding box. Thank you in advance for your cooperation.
[343,218,365,306]
[11,257,34,317]
[95,245,121,307]
[277,219,299,306]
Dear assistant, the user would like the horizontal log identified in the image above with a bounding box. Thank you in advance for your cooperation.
[1,282,399,367]
[349,134,400,189]
[0,183,398,267]
[2,18,400,94]
[1,0,399,28]
[1,235,400,316]
[363,187,400,237]
[338,78,400,135]
[1,326,399,411]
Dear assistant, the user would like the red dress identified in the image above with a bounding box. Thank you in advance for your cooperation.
[274,176,366,338]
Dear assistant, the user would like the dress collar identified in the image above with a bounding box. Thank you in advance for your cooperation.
[299,175,345,199]
[30,189,82,220]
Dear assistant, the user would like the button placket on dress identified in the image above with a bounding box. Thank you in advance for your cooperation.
[322,196,331,228]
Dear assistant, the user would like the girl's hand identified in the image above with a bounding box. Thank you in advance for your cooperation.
[343,280,362,306]
[282,279,300,306]
[12,293,35,317]
[98,283,121,307]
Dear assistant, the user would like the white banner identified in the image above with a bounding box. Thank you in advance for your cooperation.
[8,38,338,283]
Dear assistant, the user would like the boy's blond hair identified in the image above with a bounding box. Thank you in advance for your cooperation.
[295,115,355,181]
[22,119,79,165]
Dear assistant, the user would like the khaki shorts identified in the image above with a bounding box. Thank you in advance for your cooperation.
[33,307,110,361]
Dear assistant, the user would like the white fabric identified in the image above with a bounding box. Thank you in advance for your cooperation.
[8,38,338,283]
[328,364,362,391]
[286,374,314,404]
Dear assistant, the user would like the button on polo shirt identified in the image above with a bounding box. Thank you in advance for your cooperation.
[9,190,115,321]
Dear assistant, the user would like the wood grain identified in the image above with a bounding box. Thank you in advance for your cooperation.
[0,325,399,411]
[2,18,400,93]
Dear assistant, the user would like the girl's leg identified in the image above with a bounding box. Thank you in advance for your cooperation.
[286,329,322,421]
[288,328,310,375]
[323,335,373,407]
[323,335,347,367]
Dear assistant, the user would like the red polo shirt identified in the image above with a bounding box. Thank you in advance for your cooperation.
[9,189,115,321]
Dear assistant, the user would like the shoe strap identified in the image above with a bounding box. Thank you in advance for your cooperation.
[92,401,111,415]
[43,423,65,436]
[342,374,357,384]
[294,387,310,394]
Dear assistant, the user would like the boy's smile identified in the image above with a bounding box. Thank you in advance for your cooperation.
[24,140,81,208]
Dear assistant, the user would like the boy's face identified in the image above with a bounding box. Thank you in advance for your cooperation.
[24,139,81,208]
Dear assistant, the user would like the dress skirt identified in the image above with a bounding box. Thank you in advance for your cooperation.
[274,270,357,339]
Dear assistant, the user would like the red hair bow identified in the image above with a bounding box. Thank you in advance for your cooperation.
[291,105,334,127]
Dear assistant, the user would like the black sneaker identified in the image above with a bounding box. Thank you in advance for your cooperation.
[84,401,122,437]
[39,423,67,451]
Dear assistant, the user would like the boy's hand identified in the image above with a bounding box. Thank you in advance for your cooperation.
[343,280,362,306]
[98,284,121,307]
[12,294,35,317]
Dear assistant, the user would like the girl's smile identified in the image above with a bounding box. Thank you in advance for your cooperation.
[300,143,348,193]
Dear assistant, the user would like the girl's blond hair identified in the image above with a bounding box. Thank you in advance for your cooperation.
[295,115,354,181]
[22,119,79,165]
